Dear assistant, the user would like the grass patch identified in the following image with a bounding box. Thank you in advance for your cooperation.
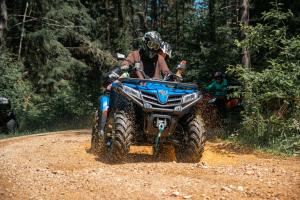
[224,133,300,157]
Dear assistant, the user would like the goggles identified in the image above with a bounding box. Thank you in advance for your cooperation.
[147,40,160,50]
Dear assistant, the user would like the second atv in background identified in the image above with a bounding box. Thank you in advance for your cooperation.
[0,96,18,134]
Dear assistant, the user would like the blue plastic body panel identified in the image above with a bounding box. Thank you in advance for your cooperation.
[111,79,198,102]
[99,95,110,112]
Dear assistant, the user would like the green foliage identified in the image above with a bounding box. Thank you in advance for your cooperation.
[0,52,32,127]
[2,0,120,130]
[157,0,240,87]
[228,5,300,155]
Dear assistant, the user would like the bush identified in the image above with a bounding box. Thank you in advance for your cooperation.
[228,5,300,155]
[0,52,32,125]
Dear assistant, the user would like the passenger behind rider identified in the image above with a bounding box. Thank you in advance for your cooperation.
[159,41,172,61]
[122,31,170,80]
[206,71,228,117]
[159,41,186,81]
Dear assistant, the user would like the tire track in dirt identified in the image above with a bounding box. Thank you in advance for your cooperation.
[0,129,299,200]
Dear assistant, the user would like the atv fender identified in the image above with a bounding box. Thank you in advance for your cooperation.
[99,95,110,134]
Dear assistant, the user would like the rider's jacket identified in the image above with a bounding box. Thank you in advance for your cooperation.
[121,49,170,79]
[206,79,228,97]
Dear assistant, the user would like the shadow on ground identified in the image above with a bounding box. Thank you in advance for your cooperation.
[87,145,177,164]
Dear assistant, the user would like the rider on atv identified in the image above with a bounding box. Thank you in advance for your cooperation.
[122,31,170,80]
[100,31,171,136]
[103,31,170,91]
[206,71,228,117]
[92,34,205,162]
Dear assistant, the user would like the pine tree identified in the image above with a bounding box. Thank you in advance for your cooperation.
[0,0,7,47]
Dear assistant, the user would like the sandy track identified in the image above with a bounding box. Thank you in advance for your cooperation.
[0,129,299,200]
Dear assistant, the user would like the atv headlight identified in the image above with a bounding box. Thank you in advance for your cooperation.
[123,85,141,99]
[182,92,199,104]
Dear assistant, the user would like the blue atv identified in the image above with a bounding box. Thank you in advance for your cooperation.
[91,67,206,163]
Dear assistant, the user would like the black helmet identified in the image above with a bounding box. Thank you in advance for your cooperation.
[160,41,172,59]
[214,71,223,79]
[142,31,162,58]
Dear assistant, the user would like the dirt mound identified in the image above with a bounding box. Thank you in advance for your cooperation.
[0,130,299,199]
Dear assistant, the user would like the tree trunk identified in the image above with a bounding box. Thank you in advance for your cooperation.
[128,0,134,25]
[208,0,216,41]
[151,0,157,30]
[18,2,29,60]
[241,0,250,68]
[175,1,179,44]
[116,0,123,27]
[0,0,7,47]
[105,0,110,48]
[144,0,148,29]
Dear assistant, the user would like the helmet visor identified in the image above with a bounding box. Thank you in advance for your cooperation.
[147,41,160,50]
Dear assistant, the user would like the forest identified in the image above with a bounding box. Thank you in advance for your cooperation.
[0,0,299,155]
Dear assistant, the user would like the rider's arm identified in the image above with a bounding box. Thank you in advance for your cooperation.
[135,71,145,79]
[153,54,170,79]
[121,51,144,79]
[222,79,228,91]
[121,52,135,67]
[206,81,216,91]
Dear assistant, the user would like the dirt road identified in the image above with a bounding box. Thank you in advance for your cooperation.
[0,130,299,200]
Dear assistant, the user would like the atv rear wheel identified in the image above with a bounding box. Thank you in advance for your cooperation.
[106,110,134,162]
[175,114,206,163]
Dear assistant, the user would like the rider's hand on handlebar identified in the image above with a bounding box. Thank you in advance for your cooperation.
[163,72,183,82]
[163,72,173,81]
[120,65,130,70]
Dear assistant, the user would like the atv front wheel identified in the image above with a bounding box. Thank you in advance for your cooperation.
[6,119,17,134]
[175,114,206,163]
[91,110,103,153]
[106,110,134,162]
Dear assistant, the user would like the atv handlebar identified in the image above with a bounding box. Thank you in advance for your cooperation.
[105,61,185,89]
